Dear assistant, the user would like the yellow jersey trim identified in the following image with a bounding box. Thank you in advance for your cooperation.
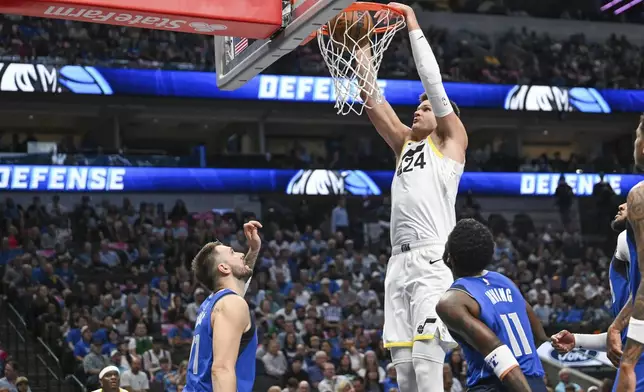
[383,341,414,348]
[426,136,443,158]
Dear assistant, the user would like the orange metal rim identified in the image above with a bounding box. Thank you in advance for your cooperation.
[300,1,405,45]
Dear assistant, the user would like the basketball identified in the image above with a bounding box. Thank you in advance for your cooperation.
[329,10,374,48]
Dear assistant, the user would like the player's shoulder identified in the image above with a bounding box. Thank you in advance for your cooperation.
[616,230,630,260]
[214,292,248,310]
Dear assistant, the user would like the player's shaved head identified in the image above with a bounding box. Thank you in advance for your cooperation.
[419,92,460,117]
[191,241,224,290]
[444,218,494,277]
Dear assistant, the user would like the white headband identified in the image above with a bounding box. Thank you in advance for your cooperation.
[99,366,120,380]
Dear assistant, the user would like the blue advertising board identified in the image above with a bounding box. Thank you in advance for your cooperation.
[2,62,644,113]
[0,165,639,196]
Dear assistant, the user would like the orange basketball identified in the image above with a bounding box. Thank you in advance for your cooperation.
[329,10,374,48]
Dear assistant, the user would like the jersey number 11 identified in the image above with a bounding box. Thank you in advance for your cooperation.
[499,313,533,357]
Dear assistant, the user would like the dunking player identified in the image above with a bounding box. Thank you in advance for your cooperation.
[184,221,262,392]
[436,219,548,392]
[551,203,634,372]
[356,3,467,391]
[615,116,644,392]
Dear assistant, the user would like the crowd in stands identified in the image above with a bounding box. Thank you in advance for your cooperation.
[0,190,620,392]
[1,3,644,88]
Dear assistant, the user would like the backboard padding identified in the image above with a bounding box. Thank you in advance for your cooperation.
[215,0,355,91]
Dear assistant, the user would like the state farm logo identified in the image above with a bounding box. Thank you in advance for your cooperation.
[42,6,227,33]
[189,22,227,33]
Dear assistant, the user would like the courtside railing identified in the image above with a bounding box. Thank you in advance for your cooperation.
[4,303,86,392]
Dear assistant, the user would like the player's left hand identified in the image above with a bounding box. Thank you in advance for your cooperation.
[243,220,263,251]
[616,363,637,392]
[550,330,575,354]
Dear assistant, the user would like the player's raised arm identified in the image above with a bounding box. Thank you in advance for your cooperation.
[211,295,251,392]
[355,42,410,155]
[617,182,644,391]
[436,290,531,392]
[242,220,262,294]
[387,3,467,153]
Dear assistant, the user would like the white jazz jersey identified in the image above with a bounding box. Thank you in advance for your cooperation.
[390,137,465,246]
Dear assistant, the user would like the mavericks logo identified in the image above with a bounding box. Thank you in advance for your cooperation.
[0,63,59,93]
[504,85,611,113]
[286,169,381,196]
[549,348,599,365]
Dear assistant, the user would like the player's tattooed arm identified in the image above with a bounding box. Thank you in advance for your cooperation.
[622,183,644,367]
[243,220,263,269]
[437,290,531,392]
[606,297,632,366]
[524,300,549,346]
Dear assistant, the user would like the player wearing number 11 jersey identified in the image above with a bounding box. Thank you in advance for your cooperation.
[436,219,548,392]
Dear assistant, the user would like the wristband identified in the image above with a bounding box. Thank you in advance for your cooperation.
[484,345,519,380]
[573,333,607,351]
[627,317,644,344]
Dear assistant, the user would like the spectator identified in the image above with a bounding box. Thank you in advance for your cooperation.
[263,340,289,380]
[527,279,552,305]
[554,368,581,392]
[168,316,193,349]
[0,361,31,392]
[14,377,29,392]
[128,323,152,356]
[185,288,206,324]
[74,326,94,361]
[442,363,463,392]
[142,337,171,378]
[120,357,149,392]
[152,358,178,392]
[331,198,350,235]
[84,339,111,388]
[533,294,554,327]
[317,362,338,392]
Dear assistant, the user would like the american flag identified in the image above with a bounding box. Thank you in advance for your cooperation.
[234,38,249,55]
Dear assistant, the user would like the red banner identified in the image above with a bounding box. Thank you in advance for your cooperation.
[0,0,282,39]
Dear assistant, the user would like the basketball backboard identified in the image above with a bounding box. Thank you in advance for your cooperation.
[214,0,356,91]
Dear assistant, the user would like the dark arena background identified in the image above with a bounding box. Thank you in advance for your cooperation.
[0,0,643,391]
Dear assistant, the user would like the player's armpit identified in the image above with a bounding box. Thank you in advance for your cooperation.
[211,295,250,392]
[438,114,468,156]
[524,300,549,346]
[354,46,409,155]
[436,290,531,392]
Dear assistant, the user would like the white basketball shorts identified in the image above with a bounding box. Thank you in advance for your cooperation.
[383,240,457,351]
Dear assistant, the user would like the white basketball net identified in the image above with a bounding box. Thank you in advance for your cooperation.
[316,7,406,116]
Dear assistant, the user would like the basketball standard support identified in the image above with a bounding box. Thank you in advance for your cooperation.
[214,0,355,91]
[0,0,282,38]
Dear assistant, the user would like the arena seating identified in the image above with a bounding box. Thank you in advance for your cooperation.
[1,9,644,88]
[0,193,616,391]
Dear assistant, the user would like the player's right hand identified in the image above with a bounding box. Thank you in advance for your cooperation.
[550,330,575,354]
[385,2,414,16]
[607,327,623,367]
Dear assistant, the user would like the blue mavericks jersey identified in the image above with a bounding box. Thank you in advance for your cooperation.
[611,230,632,343]
[450,271,544,388]
[184,288,257,392]
[628,226,640,308]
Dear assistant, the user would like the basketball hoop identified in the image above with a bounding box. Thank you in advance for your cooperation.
[311,2,406,116]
